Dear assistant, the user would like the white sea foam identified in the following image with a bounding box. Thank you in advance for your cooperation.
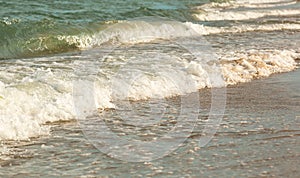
[60,20,205,49]
[0,18,299,141]
[194,0,300,21]
[236,0,295,5]
[221,50,299,85]
[0,69,75,140]
[206,0,297,8]
[57,20,300,51]
[1,48,298,141]
[195,9,300,21]
[203,23,300,34]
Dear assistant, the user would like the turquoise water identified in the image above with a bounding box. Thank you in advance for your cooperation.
[0,0,207,59]
[1,0,299,59]
[0,0,205,22]
[0,0,206,22]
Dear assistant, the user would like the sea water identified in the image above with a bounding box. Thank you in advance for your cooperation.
[0,0,299,176]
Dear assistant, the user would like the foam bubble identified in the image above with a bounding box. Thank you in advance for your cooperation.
[221,50,299,85]
[1,48,298,141]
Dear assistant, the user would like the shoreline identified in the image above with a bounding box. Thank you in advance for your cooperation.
[1,68,299,177]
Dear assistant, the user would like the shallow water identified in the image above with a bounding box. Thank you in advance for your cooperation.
[0,0,300,176]
[1,0,300,141]
[0,68,299,177]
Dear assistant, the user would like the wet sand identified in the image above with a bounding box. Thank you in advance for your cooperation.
[0,68,299,177]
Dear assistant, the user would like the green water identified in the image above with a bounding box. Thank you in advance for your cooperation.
[0,0,208,59]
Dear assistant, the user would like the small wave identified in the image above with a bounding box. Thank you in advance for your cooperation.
[2,17,299,60]
[0,19,207,59]
[59,19,206,49]
[0,17,299,141]
[1,1,299,141]
[194,0,300,21]
[0,19,84,59]
[0,48,298,141]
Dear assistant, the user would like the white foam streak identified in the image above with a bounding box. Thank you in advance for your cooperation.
[236,0,295,5]
[204,23,300,34]
[195,9,300,21]
[195,0,300,21]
